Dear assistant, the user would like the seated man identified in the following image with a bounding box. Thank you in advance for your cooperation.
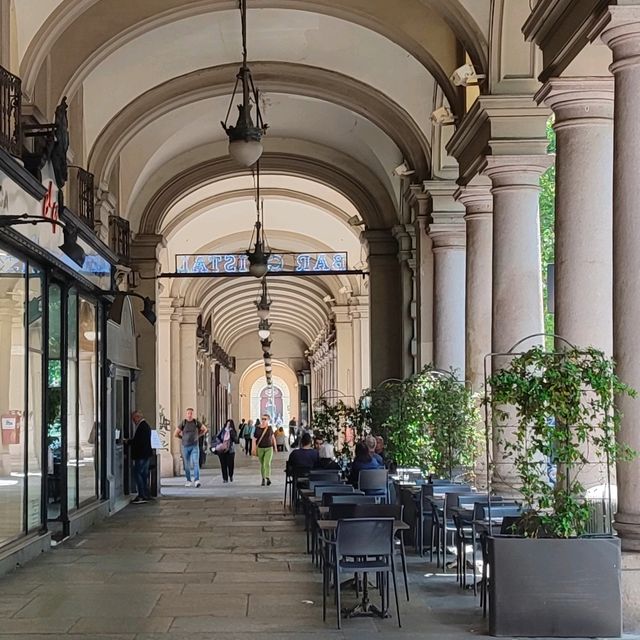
[287,432,319,470]
[374,435,395,471]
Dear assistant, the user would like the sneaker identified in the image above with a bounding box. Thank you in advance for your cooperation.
[261,478,266,486]
[266,478,272,486]
[185,481,192,487]
[131,497,147,504]
[194,481,201,488]
[223,480,228,484]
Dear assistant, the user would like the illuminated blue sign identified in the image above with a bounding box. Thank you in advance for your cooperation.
[176,252,348,274]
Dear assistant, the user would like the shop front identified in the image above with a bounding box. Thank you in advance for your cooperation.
[0,154,116,566]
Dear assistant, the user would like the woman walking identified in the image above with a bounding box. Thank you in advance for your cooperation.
[253,414,277,486]
[213,419,239,483]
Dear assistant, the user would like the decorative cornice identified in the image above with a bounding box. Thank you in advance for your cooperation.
[446,95,551,186]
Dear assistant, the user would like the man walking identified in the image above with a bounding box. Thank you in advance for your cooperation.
[129,410,153,503]
[175,408,207,487]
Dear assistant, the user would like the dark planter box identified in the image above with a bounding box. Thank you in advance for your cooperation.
[488,535,621,637]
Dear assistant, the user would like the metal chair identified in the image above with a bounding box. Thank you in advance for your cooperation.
[353,503,410,602]
[322,518,401,629]
[358,468,389,502]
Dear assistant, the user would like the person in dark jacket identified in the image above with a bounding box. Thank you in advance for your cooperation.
[213,419,239,483]
[129,410,154,503]
[349,440,384,486]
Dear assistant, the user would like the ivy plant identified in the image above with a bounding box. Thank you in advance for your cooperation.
[486,345,636,538]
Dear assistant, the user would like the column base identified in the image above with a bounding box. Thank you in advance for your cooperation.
[615,515,640,552]
[622,551,640,633]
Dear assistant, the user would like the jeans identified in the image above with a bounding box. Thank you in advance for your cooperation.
[218,452,235,481]
[257,447,274,479]
[133,457,151,499]
[182,444,200,481]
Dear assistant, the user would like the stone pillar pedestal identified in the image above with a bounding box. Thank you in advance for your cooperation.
[455,179,493,391]
[425,181,466,377]
[602,7,640,556]
[363,230,402,385]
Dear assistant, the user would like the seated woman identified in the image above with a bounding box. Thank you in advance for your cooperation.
[317,443,340,470]
[348,440,384,486]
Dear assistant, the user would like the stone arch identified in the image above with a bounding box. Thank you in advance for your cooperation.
[88,62,431,186]
[19,0,488,116]
[137,145,397,232]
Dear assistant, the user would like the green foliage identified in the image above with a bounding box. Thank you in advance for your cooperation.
[540,118,556,348]
[486,346,636,538]
[361,367,481,476]
[312,399,363,461]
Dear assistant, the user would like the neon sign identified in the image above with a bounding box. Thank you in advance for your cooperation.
[176,252,348,274]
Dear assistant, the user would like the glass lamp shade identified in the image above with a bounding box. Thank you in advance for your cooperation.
[256,307,270,320]
[229,138,263,167]
[258,328,271,340]
[249,261,269,278]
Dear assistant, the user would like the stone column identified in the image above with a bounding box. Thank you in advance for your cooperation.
[351,306,363,398]
[179,307,200,418]
[155,298,173,477]
[130,233,164,426]
[482,158,550,356]
[333,306,354,401]
[363,230,403,385]
[538,78,614,354]
[455,179,493,391]
[602,8,640,554]
[411,188,434,368]
[482,157,551,493]
[425,181,466,377]
[169,305,182,475]
[393,225,416,378]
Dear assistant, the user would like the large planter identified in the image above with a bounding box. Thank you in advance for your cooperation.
[488,536,622,637]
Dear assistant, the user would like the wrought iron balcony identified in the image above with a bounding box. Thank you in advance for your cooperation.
[109,215,131,262]
[0,65,22,157]
[66,165,95,228]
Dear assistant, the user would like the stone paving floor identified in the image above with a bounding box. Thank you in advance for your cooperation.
[0,451,637,640]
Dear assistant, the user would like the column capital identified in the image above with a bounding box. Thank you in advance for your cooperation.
[536,77,614,126]
[179,307,201,324]
[481,155,554,191]
[429,211,466,250]
[601,6,640,72]
[454,176,493,220]
[332,305,351,323]
[361,229,398,257]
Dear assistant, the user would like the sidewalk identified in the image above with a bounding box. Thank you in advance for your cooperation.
[0,453,636,639]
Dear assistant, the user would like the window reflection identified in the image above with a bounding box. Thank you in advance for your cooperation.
[78,298,98,504]
[0,256,26,544]
[67,289,78,510]
[47,285,62,520]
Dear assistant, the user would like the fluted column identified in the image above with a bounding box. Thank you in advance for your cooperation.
[425,181,466,376]
[539,78,614,354]
[603,8,640,552]
[455,179,493,391]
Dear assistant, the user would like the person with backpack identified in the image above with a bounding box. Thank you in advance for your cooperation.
[212,419,239,483]
[175,408,207,487]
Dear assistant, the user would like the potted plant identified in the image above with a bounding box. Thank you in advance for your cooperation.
[485,344,636,637]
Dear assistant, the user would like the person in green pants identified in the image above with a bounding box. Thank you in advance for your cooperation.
[253,414,277,486]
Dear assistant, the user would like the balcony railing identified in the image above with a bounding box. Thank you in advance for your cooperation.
[67,165,95,228]
[109,215,131,262]
[0,65,22,157]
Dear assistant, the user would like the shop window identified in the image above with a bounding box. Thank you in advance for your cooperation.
[78,297,98,504]
[27,266,44,531]
[0,251,25,545]
[66,289,78,510]
[47,284,62,520]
